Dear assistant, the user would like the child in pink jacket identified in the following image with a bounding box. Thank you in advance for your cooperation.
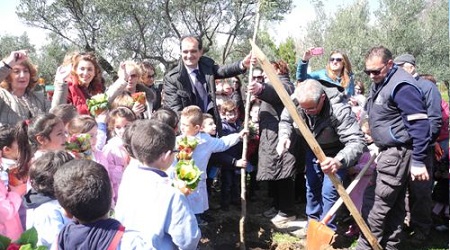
[0,123,32,239]
[0,179,23,240]
[102,107,137,203]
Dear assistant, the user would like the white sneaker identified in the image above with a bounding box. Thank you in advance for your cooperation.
[271,214,296,225]
[263,207,278,218]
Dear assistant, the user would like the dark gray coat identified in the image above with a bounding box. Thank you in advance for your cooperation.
[163,56,245,136]
[279,93,366,168]
[255,74,296,181]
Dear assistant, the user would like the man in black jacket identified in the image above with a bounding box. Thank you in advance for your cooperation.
[163,35,252,136]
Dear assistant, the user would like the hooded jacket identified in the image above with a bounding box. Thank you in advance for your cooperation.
[57,219,123,250]
[23,189,70,247]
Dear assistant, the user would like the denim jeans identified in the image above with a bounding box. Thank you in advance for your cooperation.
[305,150,347,231]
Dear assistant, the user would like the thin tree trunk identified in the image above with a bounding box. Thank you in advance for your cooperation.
[239,2,261,249]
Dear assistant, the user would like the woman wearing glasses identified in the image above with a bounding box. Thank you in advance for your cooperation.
[296,48,355,97]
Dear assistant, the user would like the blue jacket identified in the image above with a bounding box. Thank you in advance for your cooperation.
[414,74,442,143]
[296,59,355,96]
[367,66,430,165]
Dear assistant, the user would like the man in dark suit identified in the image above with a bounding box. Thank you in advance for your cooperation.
[163,35,252,136]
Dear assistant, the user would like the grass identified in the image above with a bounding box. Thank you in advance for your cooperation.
[272,232,302,244]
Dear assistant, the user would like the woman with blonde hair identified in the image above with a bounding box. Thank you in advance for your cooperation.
[108,60,155,119]
[0,50,50,125]
[297,48,354,97]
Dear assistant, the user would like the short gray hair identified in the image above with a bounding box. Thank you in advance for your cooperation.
[295,79,324,104]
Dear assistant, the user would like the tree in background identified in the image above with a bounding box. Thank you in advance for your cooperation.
[297,0,448,90]
[277,37,297,80]
[0,33,36,59]
[34,33,77,85]
[16,0,292,75]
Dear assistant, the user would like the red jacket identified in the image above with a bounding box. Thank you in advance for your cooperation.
[66,75,103,115]
[437,100,449,142]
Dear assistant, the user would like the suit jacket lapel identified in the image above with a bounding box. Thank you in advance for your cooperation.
[179,65,195,93]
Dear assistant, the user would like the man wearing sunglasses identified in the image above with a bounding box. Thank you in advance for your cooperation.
[356,46,430,250]
[393,53,442,245]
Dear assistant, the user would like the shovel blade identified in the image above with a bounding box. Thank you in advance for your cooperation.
[306,219,335,250]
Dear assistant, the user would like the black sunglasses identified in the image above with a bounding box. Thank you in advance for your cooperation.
[329,58,343,62]
[364,65,386,76]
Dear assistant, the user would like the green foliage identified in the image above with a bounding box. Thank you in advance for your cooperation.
[0,227,46,250]
[34,33,76,85]
[16,227,38,248]
[299,0,449,87]
[277,37,297,79]
[0,33,36,59]
[16,0,293,75]
[0,234,12,249]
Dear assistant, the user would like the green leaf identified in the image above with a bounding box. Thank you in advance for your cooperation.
[15,227,38,248]
[0,234,12,249]
[19,243,33,250]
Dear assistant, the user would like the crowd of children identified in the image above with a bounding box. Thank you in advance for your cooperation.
[0,48,448,250]
[0,62,255,248]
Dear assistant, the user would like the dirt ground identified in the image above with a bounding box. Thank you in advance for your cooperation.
[197,181,449,250]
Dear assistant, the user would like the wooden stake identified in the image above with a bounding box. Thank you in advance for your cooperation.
[249,40,382,250]
[240,2,262,249]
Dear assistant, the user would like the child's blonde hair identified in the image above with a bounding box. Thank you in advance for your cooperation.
[111,91,135,110]
[202,113,214,123]
[181,105,203,126]
[67,115,97,135]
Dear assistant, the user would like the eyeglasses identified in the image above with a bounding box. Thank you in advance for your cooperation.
[300,95,325,114]
[252,76,264,81]
[329,58,343,62]
[301,106,320,113]
[364,64,386,76]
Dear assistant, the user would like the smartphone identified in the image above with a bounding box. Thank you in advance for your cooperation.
[310,47,324,56]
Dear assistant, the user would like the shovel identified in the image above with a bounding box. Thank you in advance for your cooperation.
[306,153,377,250]
[249,40,382,250]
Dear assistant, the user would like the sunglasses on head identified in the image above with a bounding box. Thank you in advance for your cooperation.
[329,57,343,62]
